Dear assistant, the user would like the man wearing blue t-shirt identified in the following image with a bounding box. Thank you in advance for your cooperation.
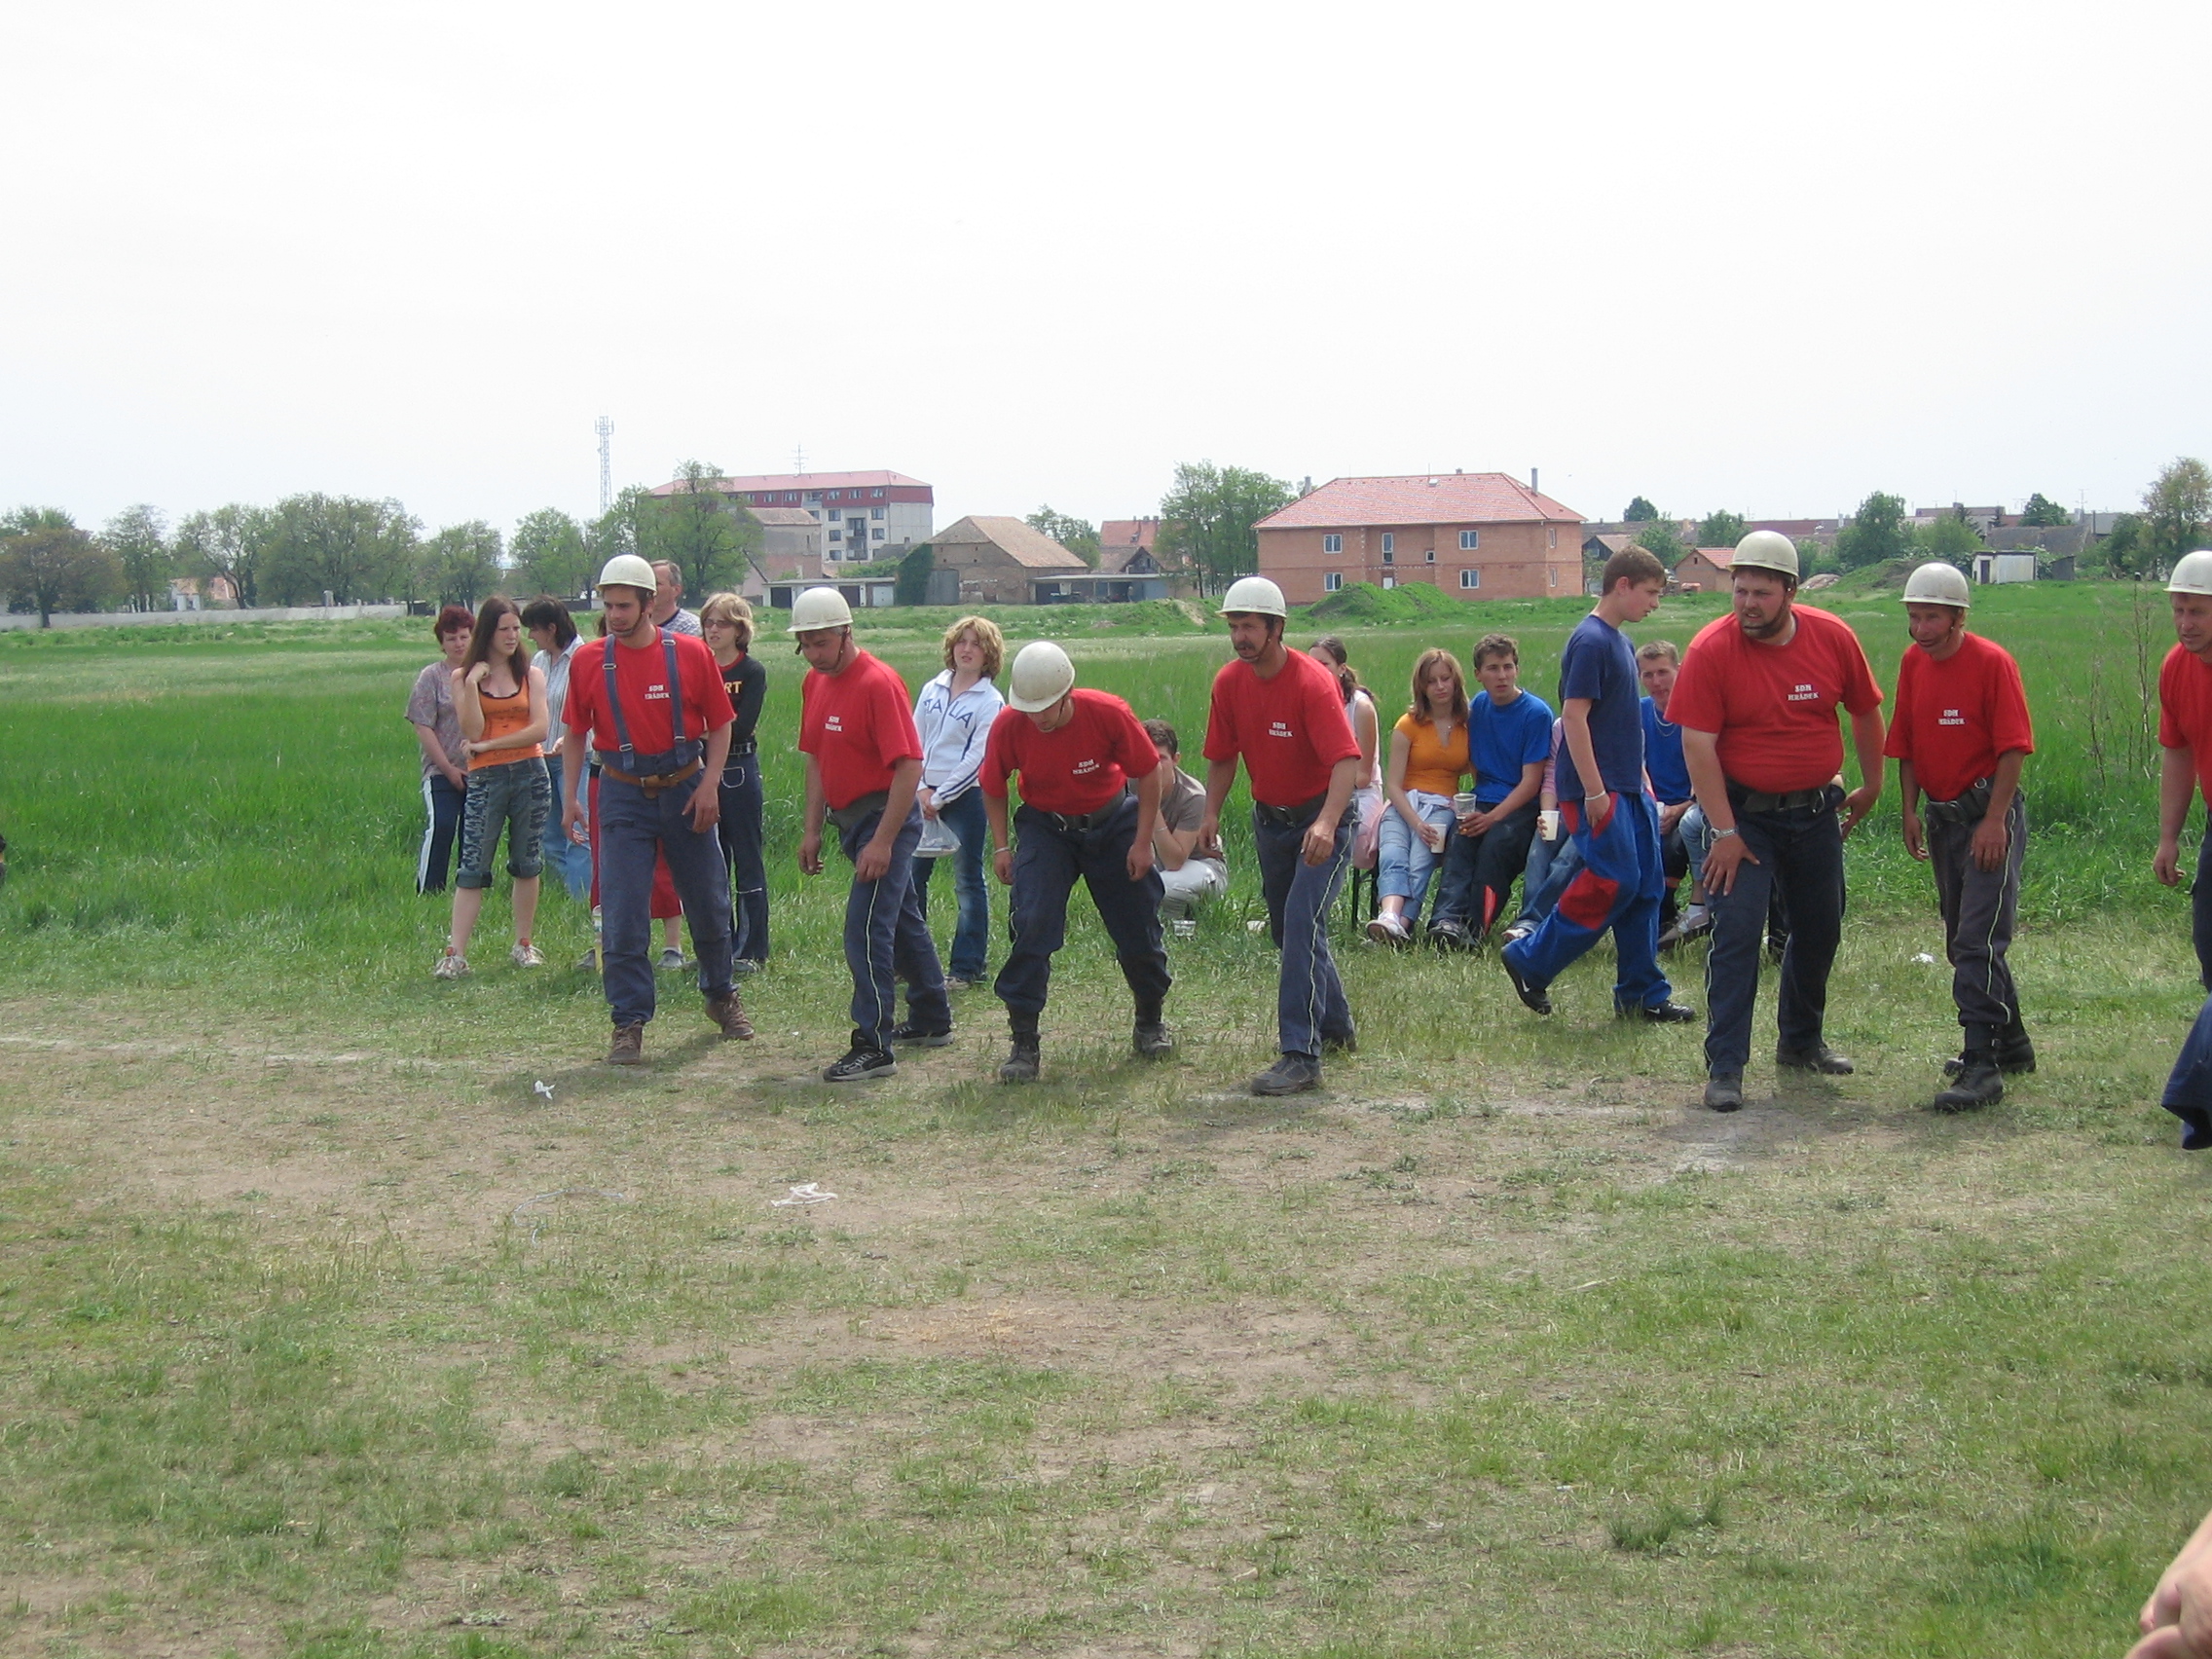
[1500,547,1697,1022]
[1638,640,1697,940]
[1429,634,1552,947]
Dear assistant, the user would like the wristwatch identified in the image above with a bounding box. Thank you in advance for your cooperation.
[1711,827,1739,840]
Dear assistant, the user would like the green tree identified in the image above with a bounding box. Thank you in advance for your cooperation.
[0,522,123,626]
[895,543,935,607]
[174,503,274,608]
[1634,519,1687,567]
[1025,506,1100,568]
[1157,461,1294,595]
[2144,457,2212,577]
[656,461,761,600]
[419,521,504,608]
[511,508,594,598]
[2019,493,2071,528]
[263,494,418,605]
[1697,509,1747,548]
[100,503,172,611]
[1623,497,1659,523]
[1912,514,1984,561]
[1834,492,1910,571]
[587,485,660,569]
[2100,512,2150,578]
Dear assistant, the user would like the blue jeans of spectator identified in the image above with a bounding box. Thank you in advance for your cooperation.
[2194,830,2212,992]
[1378,792,1455,928]
[838,803,950,1050]
[1432,799,1540,939]
[2163,992,2212,1150]
[914,786,990,981]
[718,751,770,964]
[542,753,593,902]
[1515,829,1581,931]
[418,773,465,894]
[1253,806,1354,1059]
[1504,789,1671,1012]
[456,756,550,889]
[598,772,734,1029]
[994,798,1169,1029]
[1702,791,1846,1078]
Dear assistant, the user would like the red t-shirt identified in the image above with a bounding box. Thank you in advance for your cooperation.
[563,629,733,759]
[798,648,923,810]
[980,688,1159,816]
[1667,605,1884,793]
[2158,645,2212,804]
[1883,632,2035,803]
[1202,646,1360,807]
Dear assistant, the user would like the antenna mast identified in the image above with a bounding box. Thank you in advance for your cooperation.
[595,416,613,513]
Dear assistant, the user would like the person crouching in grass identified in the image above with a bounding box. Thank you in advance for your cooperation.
[437,596,552,978]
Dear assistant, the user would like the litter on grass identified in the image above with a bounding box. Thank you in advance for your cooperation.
[1912,953,1937,965]
[772,1182,838,1206]
[534,1080,555,1098]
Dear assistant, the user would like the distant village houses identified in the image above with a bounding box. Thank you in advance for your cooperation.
[1253,473,1582,604]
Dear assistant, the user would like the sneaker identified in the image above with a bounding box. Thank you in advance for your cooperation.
[888,1020,954,1048]
[433,950,469,980]
[510,942,545,968]
[1426,919,1470,950]
[1500,952,1551,1015]
[658,947,690,973]
[1132,1020,1175,1059]
[1251,1053,1322,1096]
[1703,1073,1745,1113]
[704,991,754,1041]
[1623,999,1698,1023]
[1776,1043,1854,1075]
[1365,914,1409,947]
[1932,1055,2003,1113]
[574,947,601,973]
[1677,903,1712,939]
[943,976,975,991]
[1501,924,1532,946]
[608,1022,645,1065]
[1000,1035,1042,1083]
[733,959,764,977]
[824,1046,897,1084]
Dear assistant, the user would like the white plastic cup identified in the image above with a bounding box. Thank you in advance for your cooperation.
[1538,809,1561,840]
[1171,918,1197,939]
[1454,792,1479,817]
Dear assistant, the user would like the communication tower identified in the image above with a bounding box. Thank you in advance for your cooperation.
[595,416,613,513]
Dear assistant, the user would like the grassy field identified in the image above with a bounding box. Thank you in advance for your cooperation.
[4,585,2212,1658]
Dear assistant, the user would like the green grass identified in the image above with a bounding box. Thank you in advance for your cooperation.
[1,587,2208,1656]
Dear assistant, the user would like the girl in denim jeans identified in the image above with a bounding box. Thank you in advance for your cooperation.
[437,597,551,978]
[1367,648,1472,945]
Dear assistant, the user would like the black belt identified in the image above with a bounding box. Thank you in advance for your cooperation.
[1031,789,1132,835]
[1726,781,1830,814]
[828,790,891,833]
[1925,777,1994,826]
[1254,791,1329,828]
[728,739,756,756]
[600,759,703,796]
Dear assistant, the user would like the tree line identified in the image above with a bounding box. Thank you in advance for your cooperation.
[0,460,763,627]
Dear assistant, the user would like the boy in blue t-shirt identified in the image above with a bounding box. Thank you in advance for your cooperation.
[1638,639,1698,940]
[1428,634,1552,946]
[1499,549,1695,1021]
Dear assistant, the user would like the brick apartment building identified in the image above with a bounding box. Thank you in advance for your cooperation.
[1253,473,1583,604]
[649,469,934,564]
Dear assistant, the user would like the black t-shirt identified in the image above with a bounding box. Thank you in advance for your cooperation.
[719,651,767,763]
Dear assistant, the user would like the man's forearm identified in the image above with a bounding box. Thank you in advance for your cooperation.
[701,722,731,783]
[1318,756,1357,824]
[985,792,1011,852]
[2163,747,2196,839]
[1984,750,2025,821]
[801,757,827,833]
[1850,709,1887,796]
[1133,766,1162,852]
[1562,701,1603,801]
[1203,756,1238,819]
[1682,730,1734,833]
[876,758,924,842]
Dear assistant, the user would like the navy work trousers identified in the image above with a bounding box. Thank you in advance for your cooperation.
[1253,807,1354,1059]
[838,803,949,1050]
[718,751,770,964]
[598,774,734,1028]
[993,798,1170,1030]
[1703,793,1846,1078]
[1928,792,2025,1037]
[1431,799,1539,939]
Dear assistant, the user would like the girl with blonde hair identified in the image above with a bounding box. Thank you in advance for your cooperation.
[1366,647,1472,945]
[912,614,1006,988]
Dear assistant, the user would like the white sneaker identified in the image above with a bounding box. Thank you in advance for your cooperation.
[1365,914,1408,946]
[433,950,469,979]
[1678,903,1712,937]
[1501,924,1531,945]
[658,947,689,972]
[511,942,544,968]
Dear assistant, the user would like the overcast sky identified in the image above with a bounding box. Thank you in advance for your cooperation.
[4,0,2206,539]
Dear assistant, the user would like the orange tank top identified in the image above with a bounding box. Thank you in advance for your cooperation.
[467,680,544,770]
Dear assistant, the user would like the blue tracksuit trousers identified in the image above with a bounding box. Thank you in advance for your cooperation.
[1501,789,1671,1013]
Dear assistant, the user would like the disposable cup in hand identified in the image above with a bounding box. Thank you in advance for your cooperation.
[1454,792,1479,817]
[1538,809,1561,840]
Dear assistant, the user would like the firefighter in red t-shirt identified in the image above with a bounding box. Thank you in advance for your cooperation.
[1885,563,2035,1111]
[1197,577,1362,1096]
[2156,551,2212,993]
[979,642,1171,1083]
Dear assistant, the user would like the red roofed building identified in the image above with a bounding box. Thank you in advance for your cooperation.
[1672,546,1735,591]
[1098,517,1162,575]
[648,469,934,564]
[1253,473,1582,604]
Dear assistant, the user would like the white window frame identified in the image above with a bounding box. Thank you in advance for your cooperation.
[1324,571,1343,592]
[1425,547,1435,564]
[870,506,884,520]
[1460,530,1480,550]
[1381,533,1394,554]
[1322,534,1343,554]
[1459,570,1480,590]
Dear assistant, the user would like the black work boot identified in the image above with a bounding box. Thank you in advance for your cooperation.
[1934,1051,2004,1113]
[1131,1004,1173,1059]
[1000,1026,1042,1084]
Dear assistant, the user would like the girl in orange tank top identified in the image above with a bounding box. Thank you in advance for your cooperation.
[438,597,551,979]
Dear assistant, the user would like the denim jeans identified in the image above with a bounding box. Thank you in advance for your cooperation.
[542,753,593,902]
[597,773,734,1028]
[2163,992,2212,1149]
[417,773,466,894]
[1252,807,1354,1058]
[1431,799,1540,939]
[2194,830,2212,993]
[1514,830,1581,931]
[1702,793,1846,1077]
[838,803,950,1050]
[719,751,770,964]
[456,756,550,889]
[914,786,990,981]
[1378,793,1455,927]
[993,797,1169,1028]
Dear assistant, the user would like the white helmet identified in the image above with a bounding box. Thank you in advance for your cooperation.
[1900,562,1972,608]
[1220,575,1288,617]
[786,586,854,633]
[1731,530,1800,580]
[1007,641,1077,713]
[597,553,657,592]
[2169,550,2212,597]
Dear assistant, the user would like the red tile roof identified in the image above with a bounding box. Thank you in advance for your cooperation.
[934,515,1088,571]
[1681,546,1735,569]
[1100,517,1160,551]
[1257,473,1579,531]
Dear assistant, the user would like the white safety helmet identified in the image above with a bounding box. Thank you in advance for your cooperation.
[596,553,657,592]
[1900,562,1972,608]
[1730,530,1800,580]
[1220,575,1288,618]
[2169,550,2212,597]
[1007,641,1077,714]
[786,586,855,633]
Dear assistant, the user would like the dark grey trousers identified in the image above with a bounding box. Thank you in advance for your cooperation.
[1927,791,2025,1039]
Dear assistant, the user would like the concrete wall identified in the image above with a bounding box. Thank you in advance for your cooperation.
[0,604,406,632]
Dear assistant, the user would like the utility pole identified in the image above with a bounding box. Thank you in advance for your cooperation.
[596,417,613,514]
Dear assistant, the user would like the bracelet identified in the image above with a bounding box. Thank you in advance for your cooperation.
[1711,827,1739,840]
